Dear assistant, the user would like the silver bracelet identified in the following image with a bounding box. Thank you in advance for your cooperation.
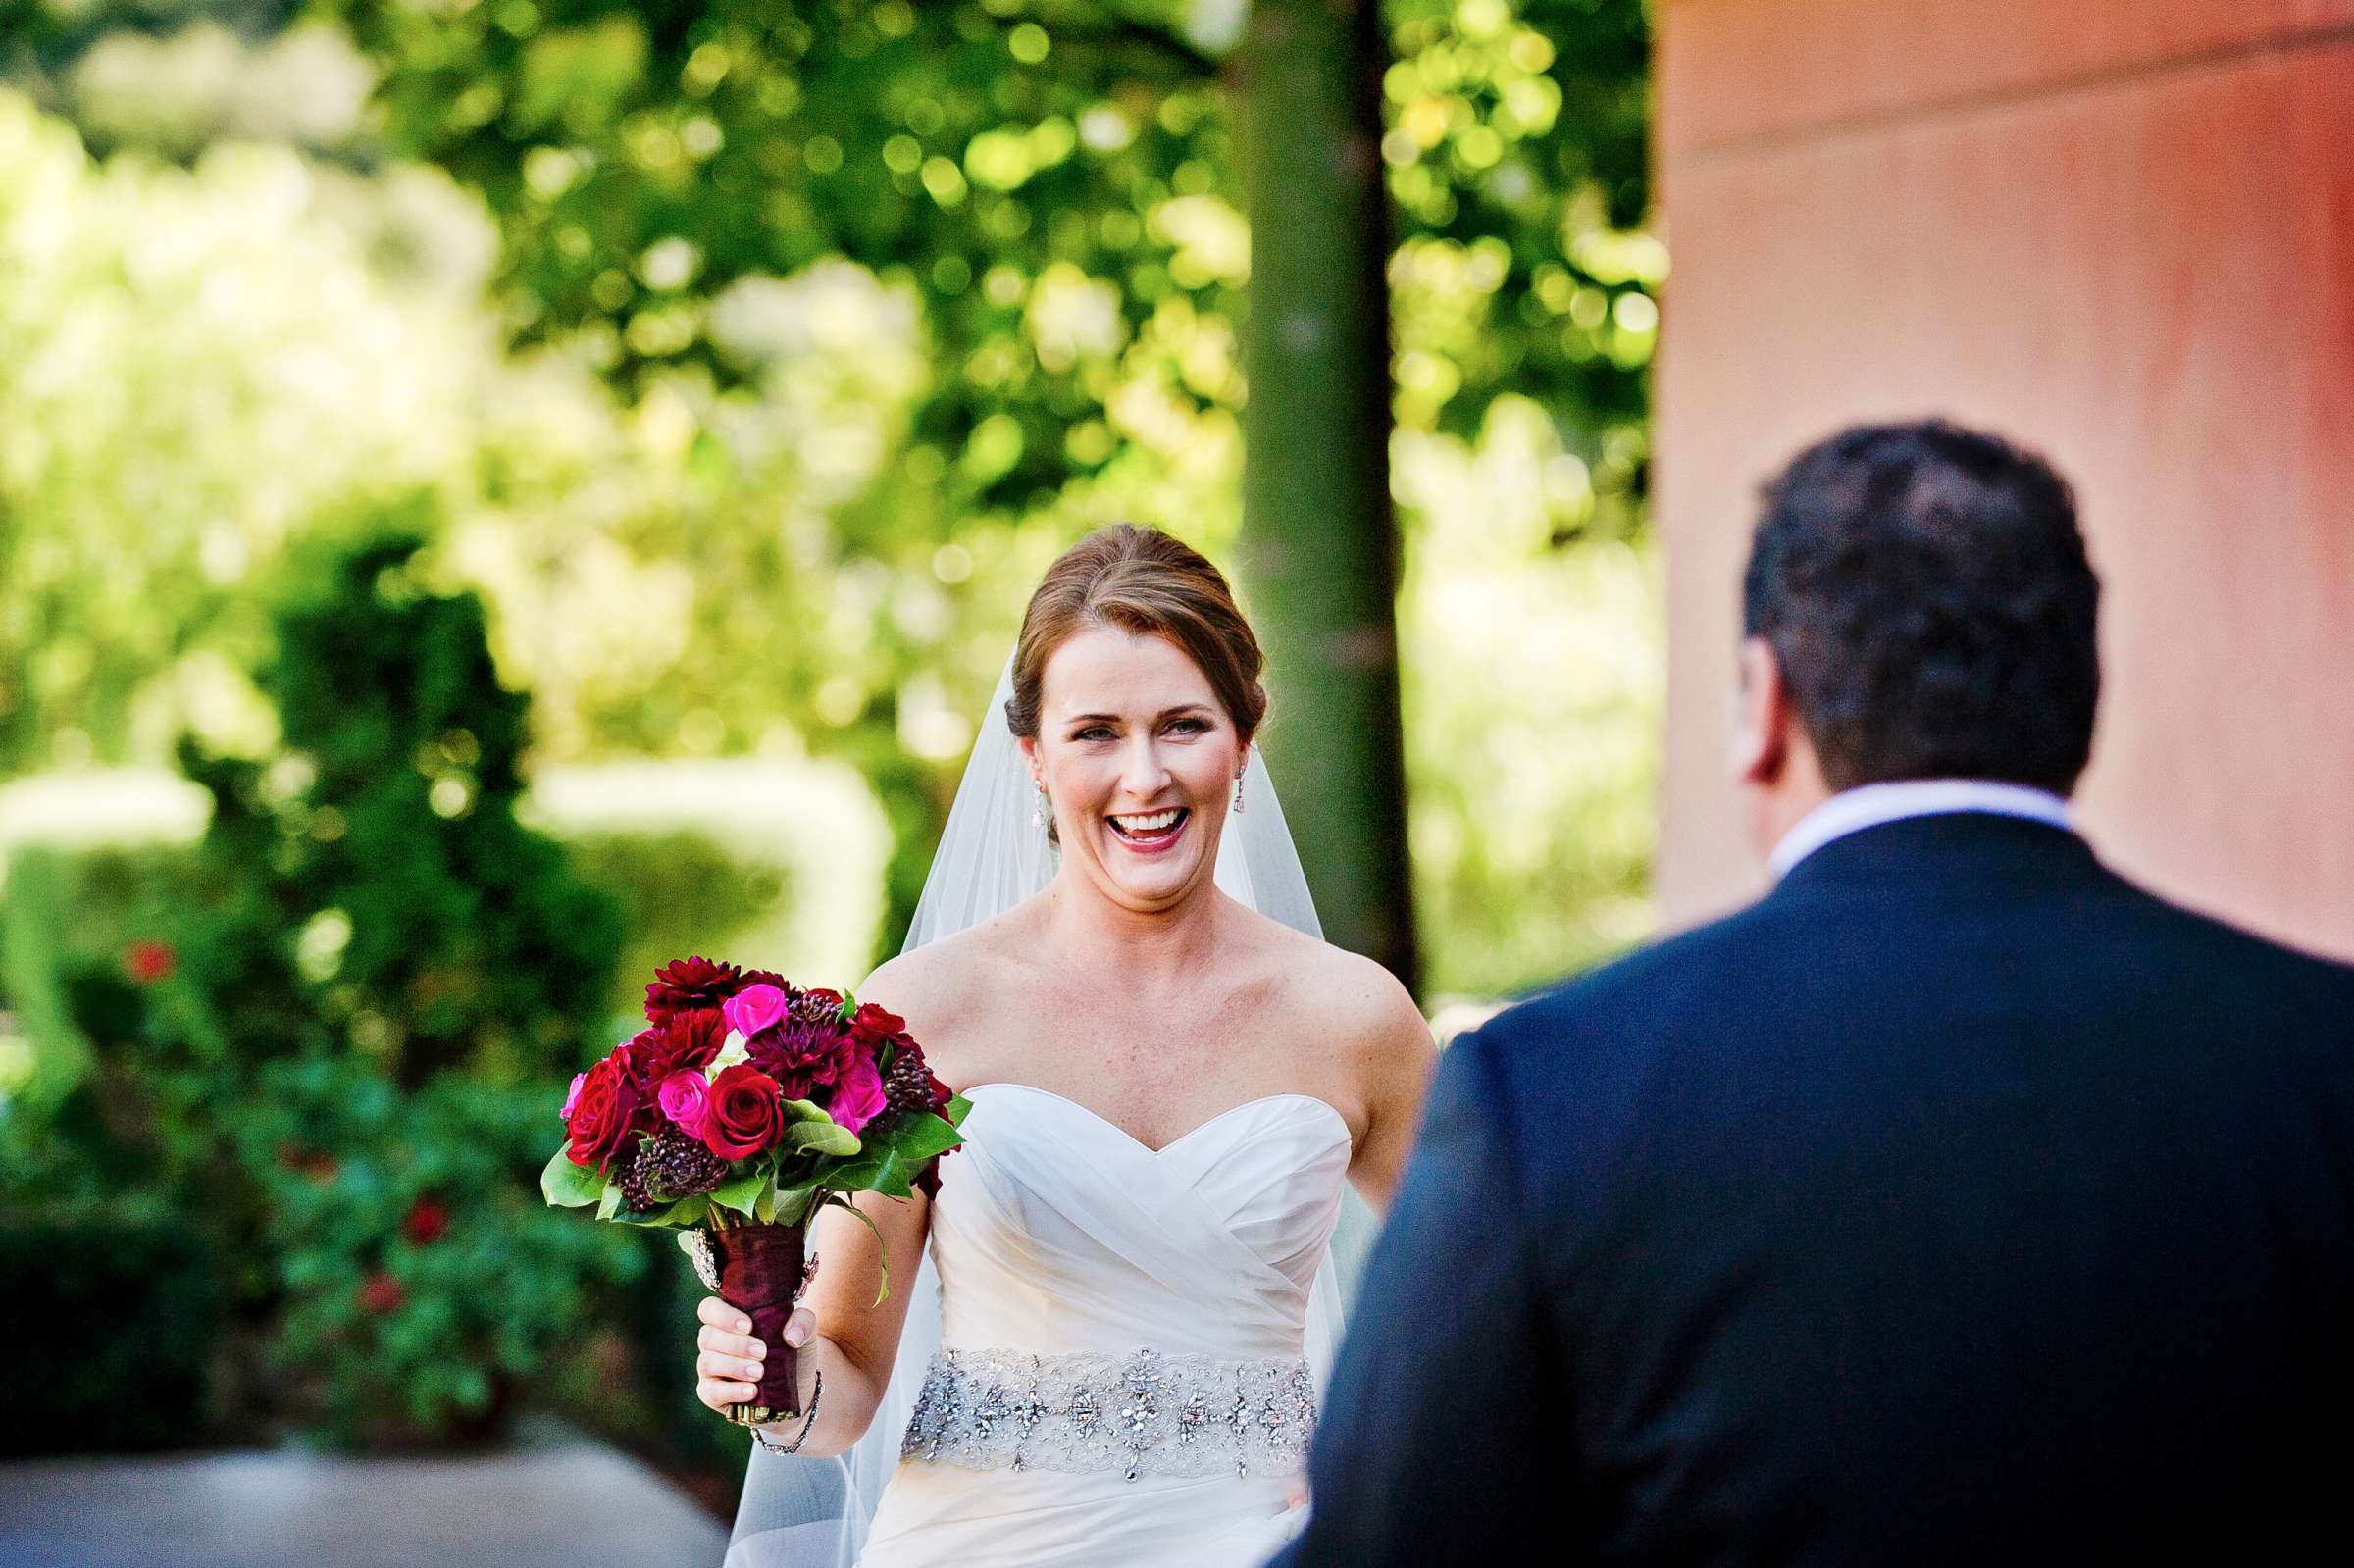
[751,1371,824,1455]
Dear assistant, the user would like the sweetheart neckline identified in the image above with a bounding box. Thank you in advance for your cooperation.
[960,1081,1354,1159]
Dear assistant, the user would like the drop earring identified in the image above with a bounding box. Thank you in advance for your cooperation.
[1032,784,1050,829]
[1232,772,1247,814]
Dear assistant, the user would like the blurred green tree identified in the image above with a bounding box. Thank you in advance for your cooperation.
[1233,0,1413,978]
[296,0,1652,974]
[0,0,1662,994]
[164,511,625,1089]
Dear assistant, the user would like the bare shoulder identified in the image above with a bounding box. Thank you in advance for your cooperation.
[856,902,1048,1074]
[1229,903,1432,1071]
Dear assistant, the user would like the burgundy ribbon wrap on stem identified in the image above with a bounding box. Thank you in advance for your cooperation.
[710,1221,812,1424]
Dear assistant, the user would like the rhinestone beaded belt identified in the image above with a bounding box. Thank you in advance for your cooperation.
[899,1346,1317,1482]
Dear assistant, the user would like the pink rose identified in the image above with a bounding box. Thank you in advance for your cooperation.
[724,983,790,1039]
[658,1068,710,1134]
[561,1071,588,1121]
[828,1053,888,1135]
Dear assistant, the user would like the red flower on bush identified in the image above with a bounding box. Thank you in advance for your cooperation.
[357,1272,405,1314]
[699,1064,785,1159]
[124,939,176,985]
[564,1054,654,1173]
[403,1199,449,1245]
[643,955,743,1023]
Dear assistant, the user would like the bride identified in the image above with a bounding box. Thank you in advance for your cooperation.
[692,525,1434,1566]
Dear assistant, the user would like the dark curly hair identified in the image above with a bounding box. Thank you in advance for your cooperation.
[1743,420,2102,794]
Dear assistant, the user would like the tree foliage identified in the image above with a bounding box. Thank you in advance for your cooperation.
[1,0,1661,993]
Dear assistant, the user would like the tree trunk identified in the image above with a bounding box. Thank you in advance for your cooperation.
[1233,0,1416,989]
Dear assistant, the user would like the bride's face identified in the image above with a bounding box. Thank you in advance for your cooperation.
[1023,626,1245,915]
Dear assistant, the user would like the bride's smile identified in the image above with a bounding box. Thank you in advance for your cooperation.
[1025,624,1242,911]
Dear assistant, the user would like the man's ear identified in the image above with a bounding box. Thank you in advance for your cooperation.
[1730,636,1793,787]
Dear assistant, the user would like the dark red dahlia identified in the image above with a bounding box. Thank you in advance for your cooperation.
[628,1008,727,1083]
[747,1016,859,1102]
[617,1029,669,1089]
[736,968,789,992]
[644,955,743,1023]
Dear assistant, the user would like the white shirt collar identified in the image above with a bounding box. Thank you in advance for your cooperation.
[1767,779,2077,879]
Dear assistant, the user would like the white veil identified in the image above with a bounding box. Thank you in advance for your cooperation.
[723,660,1379,1566]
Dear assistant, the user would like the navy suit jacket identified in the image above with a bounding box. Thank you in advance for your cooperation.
[1274,813,2354,1565]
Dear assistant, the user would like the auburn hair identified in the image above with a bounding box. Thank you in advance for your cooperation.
[1005,525,1267,745]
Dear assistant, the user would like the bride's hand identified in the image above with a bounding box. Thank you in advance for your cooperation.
[693,1294,816,1415]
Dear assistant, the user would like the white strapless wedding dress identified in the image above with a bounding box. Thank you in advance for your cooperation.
[854,1082,1353,1568]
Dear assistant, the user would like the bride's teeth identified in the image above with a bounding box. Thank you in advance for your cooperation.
[1112,809,1183,834]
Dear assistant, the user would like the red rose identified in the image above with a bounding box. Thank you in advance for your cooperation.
[357,1272,405,1314]
[125,939,176,985]
[700,1064,786,1160]
[565,1054,652,1173]
[848,1002,906,1048]
[403,1199,449,1245]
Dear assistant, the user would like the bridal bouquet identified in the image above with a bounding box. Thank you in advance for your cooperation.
[541,956,968,1425]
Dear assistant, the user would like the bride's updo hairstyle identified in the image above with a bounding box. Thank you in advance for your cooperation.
[1006,526,1267,838]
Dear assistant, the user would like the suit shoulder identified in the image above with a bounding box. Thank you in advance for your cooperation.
[2104,873,2354,1010]
[1485,899,1781,1037]
[1454,901,1781,1095]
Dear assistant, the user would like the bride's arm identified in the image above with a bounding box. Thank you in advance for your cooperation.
[694,1183,933,1458]
[1337,960,1441,1215]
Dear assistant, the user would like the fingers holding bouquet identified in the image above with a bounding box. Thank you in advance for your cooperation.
[694,1297,817,1417]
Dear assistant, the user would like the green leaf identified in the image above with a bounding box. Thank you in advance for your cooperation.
[540,1148,605,1208]
[877,1109,964,1163]
[710,1166,769,1218]
[595,1183,623,1220]
[770,1183,820,1227]
[779,1097,831,1124]
[785,1119,861,1157]
[810,1147,881,1191]
[826,1148,910,1198]
[612,1193,707,1227]
[829,1193,890,1305]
